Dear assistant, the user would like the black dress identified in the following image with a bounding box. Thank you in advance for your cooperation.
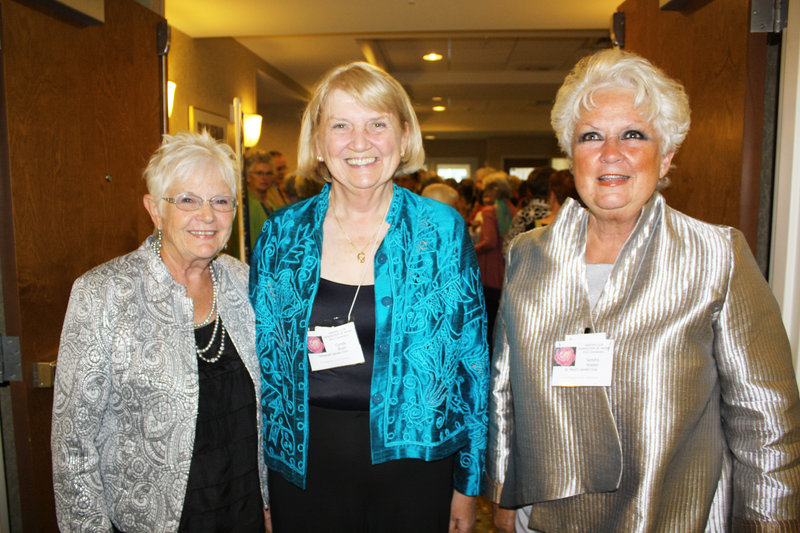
[269,279,454,533]
[177,319,265,532]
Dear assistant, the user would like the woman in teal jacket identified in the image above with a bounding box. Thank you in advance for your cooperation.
[249,62,488,533]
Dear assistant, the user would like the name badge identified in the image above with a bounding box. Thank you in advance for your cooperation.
[307,321,365,371]
[551,332,614,387]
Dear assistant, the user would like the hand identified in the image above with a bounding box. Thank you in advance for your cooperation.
[449,490,476,533]
[264,507,272,533]
[493,502,516,533]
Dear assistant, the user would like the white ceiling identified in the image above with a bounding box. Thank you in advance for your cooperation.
[165,0,622,139]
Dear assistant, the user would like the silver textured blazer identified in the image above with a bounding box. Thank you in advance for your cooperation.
[487,193,800,531]
[51,239,268,533]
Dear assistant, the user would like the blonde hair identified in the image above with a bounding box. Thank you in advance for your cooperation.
[551,49,690,159]
[297,62,424,181]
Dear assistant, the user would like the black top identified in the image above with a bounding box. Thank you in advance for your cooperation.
[177,319,265,532]
[308,278,376,410]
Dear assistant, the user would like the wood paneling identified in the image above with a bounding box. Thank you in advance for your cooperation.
[617,0,753,234]
[0,0,162,528]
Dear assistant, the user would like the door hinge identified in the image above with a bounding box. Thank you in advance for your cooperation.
[751,0,789,33]
[0,335,22,382]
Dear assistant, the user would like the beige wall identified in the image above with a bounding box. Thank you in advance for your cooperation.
[168,31,261,141]
[167,30,305,172]
[257,102,305,176]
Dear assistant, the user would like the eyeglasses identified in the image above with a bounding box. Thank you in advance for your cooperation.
[163,193,238,212]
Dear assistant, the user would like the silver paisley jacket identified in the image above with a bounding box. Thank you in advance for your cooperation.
[487,193,800,532]
[51,239,268,533]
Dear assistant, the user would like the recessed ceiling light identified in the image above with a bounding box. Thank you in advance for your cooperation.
[423,52,443,62]
[432,105,446,112]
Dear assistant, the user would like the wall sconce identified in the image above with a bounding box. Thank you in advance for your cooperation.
[167,81,176,117]
[243,113,263,147]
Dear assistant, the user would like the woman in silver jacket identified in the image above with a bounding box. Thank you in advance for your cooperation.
[51,132,269,532]
[488,49,800,532]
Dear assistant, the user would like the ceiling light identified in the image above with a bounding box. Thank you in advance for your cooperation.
[432,105,446,112]
[425,135,436,140]
[432,96,443,101]
[423,52,443,62]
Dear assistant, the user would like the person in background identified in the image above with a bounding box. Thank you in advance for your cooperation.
[531,169,578,228]
[474,172,516,354]
[421,182,459,208]
[456,179,478,221]
[393,169,420,192]
[250,61,489,533]
[504,167,554,250]
[488,48,800,532]
[228,149,274,262]
[263,150,288,211]
[283,172,326,205]
[51,131,269,532]
[281,172,301,204]
[268,150,289,188]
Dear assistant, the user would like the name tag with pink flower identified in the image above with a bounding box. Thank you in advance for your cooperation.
[307,322,365,371]
[551,333,614,387]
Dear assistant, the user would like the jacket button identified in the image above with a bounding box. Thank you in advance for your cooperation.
[372,393,383,404]
[381,296,392,307]
[377,253,387,264]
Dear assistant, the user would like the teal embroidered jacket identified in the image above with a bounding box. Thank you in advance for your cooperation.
[249,184,489,495]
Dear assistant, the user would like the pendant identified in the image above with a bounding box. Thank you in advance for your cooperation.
[357,252,366,263]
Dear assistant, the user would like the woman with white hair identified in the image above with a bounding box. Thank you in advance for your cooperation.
[488,49,800,531]
[51,132,268,532]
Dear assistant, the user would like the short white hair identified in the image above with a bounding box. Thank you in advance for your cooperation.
[144,131,239,201]
[551,49,690,158]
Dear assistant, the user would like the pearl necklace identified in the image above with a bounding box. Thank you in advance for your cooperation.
[195,263,226,363]
[194,264,218,328]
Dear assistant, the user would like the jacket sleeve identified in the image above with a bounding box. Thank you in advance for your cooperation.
[451,219,491,496]
[713,230,800,528]
[485,244,514,503]
[51,274,114,533]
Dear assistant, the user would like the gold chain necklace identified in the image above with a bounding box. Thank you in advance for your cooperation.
[330,193,389,263]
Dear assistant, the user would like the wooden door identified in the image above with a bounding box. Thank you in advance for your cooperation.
[0,0,163,529]
[615,0,774,270]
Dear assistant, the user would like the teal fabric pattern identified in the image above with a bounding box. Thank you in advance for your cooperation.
[249,184,489,496]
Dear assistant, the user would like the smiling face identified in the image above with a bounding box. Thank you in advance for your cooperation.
[318,89,408,195]
[571,88,674,227]
[246,162,275,196]
[144,167,234,271]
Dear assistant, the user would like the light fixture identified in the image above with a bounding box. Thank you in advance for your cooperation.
[432,105,446,112]
[423,52,443,62]
[432,96,443,101]
[424,135,436,140]
[243,113,263,147]
[167,81,176,117]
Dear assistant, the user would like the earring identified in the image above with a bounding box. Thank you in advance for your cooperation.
[317,155,324,162]
[152,228,163,258]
